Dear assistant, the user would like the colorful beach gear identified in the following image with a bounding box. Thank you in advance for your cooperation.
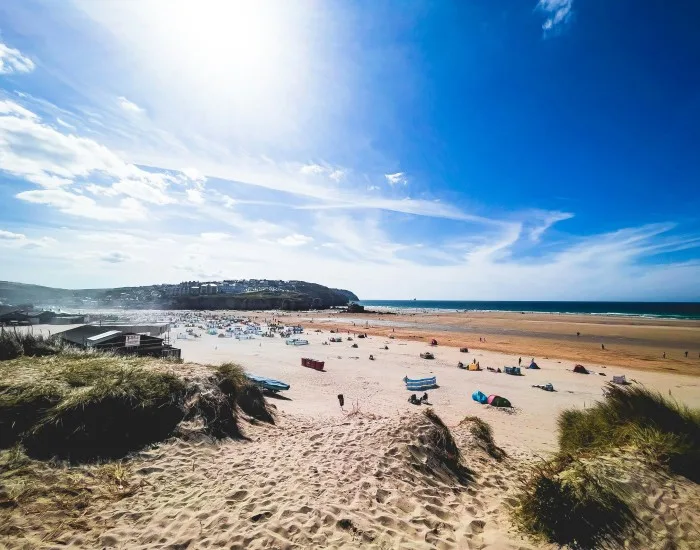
[472,390,488,404]
[403,376,437,391]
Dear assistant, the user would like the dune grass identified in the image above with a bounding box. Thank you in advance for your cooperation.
[513,454,636,550]
[0,330,62,361]
[557,384,700,480]
[215,362,274,424]
[460,415,506,461]
[0,352,187,461]
[513,383,700,548]
[423,408,473,484]
[0,444,141,543]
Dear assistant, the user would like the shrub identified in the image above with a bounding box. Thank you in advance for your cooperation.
[558,384,700,480]
[513,455,636,550]
[0,331,24,361]
[0,330,61,361]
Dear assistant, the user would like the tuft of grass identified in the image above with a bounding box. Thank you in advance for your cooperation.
[214,362,274,424]
[0,445,142,543]
[557,384,700,480]
[513,383,699,548]
[0,330,62,361]
[423,409,473,484]
[460,415,506,461]
[513,454,636,550]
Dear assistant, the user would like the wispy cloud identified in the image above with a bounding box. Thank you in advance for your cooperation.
[0,41,34,74]
[15,189,148,221]
[385,172,407,186]
[277,233,313,246]
[100,251,131,263]
[117,96,144,114]
[537,0,574,33]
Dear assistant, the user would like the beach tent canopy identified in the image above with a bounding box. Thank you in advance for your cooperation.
[612,375,627,384]
[472,390,488,404]
[528,362,540,369]
[504,366,522,376]
[573,364,589,374]
[468,362,480,371]
[487,395,511,408]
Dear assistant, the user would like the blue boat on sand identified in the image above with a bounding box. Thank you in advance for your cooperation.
[246,374,290,393]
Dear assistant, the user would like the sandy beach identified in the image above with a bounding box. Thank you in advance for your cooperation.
[8,313,699,549]
[271,309,700,375]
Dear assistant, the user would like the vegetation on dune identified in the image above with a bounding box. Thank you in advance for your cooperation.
[0,352,274,463]
[513,454,636,550]
[422,408,473,484]
[460,415,506,461]
[0,444,140,543]
[557,384,700,480]
[215,362,275,424]
[0,330,62,361]
[513,383,700,549]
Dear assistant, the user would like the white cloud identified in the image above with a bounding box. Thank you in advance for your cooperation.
[277,233,313,246]
[117,96,144,113]
[367,185,380,191]
[329,169,345,182]
[0,100,184,210]
[527,211,574,242]
[100,251,131,263]
[56,117,77,131]
[0,230,26,240]
[181,167,206,185]
[186,188,205,204]
[0,41,35,74]
[385,172,407,186]
[299,163,325,176]
[16,189,148,221]
[537,0,573,32]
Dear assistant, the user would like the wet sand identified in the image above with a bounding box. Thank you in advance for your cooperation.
[272,310,700,375]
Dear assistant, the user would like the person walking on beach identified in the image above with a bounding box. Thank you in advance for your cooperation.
[601,344,605,350]
[518,357,522,366]
[685,351,688,358]
[663,352,666,359]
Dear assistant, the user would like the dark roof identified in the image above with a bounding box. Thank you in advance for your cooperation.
[58,325,119,345]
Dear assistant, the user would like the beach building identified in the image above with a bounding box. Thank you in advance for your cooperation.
[58,325,180,359]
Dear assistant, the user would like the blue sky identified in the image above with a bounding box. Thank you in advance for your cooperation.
[0,0,698,300]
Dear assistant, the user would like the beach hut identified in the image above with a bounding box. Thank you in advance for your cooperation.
[487,395,511,408]
[472,390,488,404]
[573,364,589,374]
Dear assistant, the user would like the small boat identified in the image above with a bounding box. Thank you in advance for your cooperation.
[286,338,309,345]
[246,374,290,392]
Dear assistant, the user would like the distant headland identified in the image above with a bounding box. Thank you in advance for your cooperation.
[0,280,359,311]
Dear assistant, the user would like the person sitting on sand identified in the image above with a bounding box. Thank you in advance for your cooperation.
[458,361,464,368]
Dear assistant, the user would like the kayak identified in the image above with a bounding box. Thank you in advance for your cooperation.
[246,374,290,392]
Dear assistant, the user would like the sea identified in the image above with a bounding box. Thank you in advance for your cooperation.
[357,301,700,320]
